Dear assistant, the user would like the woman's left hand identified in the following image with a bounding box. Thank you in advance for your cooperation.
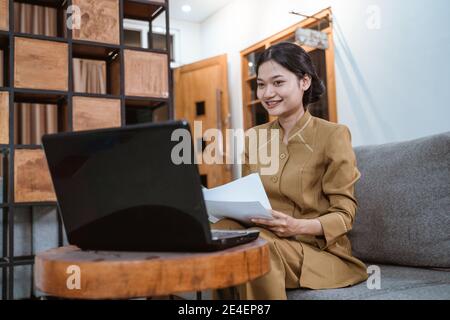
[251,210,300,238]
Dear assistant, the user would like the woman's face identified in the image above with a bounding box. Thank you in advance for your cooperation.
[256,60,311,117]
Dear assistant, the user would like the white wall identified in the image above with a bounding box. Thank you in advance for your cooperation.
[171,0,450,177]
[153,16,202,66]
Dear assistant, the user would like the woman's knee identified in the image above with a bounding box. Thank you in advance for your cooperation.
[250,227,277,241]
[210,218,245,230]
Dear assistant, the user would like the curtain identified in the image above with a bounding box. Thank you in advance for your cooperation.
[14,103,58,145]
[14,2,57,36]
[73,58,107,94]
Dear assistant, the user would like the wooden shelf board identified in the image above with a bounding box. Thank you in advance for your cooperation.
[123,45,168,55]
[14,0,66,8]
[72,41,120,61]
[13,89,67,104]
[73,92,121,100]
[13,32,66,43]
[124,0,166,21]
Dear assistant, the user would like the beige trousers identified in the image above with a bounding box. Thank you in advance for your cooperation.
[211,219,304,300]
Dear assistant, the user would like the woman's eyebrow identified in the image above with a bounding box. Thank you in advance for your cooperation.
[257,75,284,82]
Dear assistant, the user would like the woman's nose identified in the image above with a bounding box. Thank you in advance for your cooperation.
[262,85,275,99]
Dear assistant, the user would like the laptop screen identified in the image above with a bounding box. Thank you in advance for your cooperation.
[42,121,208,237]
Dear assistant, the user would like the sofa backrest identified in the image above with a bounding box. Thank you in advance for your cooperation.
[349,132,450,268]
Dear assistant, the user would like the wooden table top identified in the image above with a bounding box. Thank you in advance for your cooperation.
[34,238,269,299]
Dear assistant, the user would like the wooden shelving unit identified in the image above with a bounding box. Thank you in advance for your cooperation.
[0,0,173,300]
[240,7,337,130]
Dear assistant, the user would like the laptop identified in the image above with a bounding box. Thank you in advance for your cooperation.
[41,120,259,252]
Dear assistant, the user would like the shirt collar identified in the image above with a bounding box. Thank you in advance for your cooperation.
[272,109,312,141]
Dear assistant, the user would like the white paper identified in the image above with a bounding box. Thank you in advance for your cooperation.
[202,173,273,225]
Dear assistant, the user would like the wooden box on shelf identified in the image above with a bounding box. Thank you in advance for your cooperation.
[124,49,168,98]
[72,0,120,45]
[0,91,8,144]
[72,96,121,131]
[14,37,68,91]
[0,0,8,31]
[14,149,56,203]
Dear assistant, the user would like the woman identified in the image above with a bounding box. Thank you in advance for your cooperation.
[213,42,368,300]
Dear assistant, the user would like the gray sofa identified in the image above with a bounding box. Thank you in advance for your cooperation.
[288,131,450,300]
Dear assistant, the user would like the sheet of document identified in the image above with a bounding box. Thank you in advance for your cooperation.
[202,173,273,224]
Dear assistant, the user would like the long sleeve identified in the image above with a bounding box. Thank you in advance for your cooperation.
[316,125,361,250]
[241,129,252,178]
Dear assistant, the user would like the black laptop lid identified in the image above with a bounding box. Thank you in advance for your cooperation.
[42,121,212,251]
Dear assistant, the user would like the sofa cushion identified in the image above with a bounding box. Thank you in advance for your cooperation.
[287,265,450,300]
[349,132,450,267]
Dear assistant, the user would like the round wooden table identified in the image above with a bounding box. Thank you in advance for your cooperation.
[34,238,269,299]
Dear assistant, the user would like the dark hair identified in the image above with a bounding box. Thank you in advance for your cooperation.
[256,42,325,109]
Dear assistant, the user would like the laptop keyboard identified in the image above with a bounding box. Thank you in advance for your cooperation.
[211,229,257,240]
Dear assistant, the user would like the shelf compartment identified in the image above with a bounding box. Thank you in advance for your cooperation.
[13,90,68,147]
[14,37,68,91]
[123,4,169,52]
[72,42,121,96]
[125,101,168,125]
[125,105,152,125]
[0,33,9,87]
[125,96,168,125]
[0,91,8,144]
[72,96,121,131]
[0,0,8,31]
[151,102,169,122]
[124,0,166,21]
[14,101,68,145]
[13,0,67,38]
[14,148,56,203]
[124,49,168,98]
[12,205,59,257]
[0,150,7,204]
[71,0,120,45]
[73,58,107,94]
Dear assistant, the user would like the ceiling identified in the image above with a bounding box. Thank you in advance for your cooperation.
[169,0,233,23]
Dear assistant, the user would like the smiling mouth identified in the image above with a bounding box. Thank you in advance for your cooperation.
[264,99,283,109]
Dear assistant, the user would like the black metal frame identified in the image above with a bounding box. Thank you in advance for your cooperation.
[1,0,173,300]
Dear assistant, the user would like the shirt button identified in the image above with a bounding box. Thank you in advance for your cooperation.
[280,153,286,159]
[271,176,278,183]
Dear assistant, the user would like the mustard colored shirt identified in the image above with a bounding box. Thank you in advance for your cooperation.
[242,110,368,289]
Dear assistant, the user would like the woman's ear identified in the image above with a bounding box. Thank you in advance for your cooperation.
[301,74,312,91]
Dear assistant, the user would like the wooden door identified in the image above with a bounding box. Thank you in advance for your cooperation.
[174,54,232,188]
